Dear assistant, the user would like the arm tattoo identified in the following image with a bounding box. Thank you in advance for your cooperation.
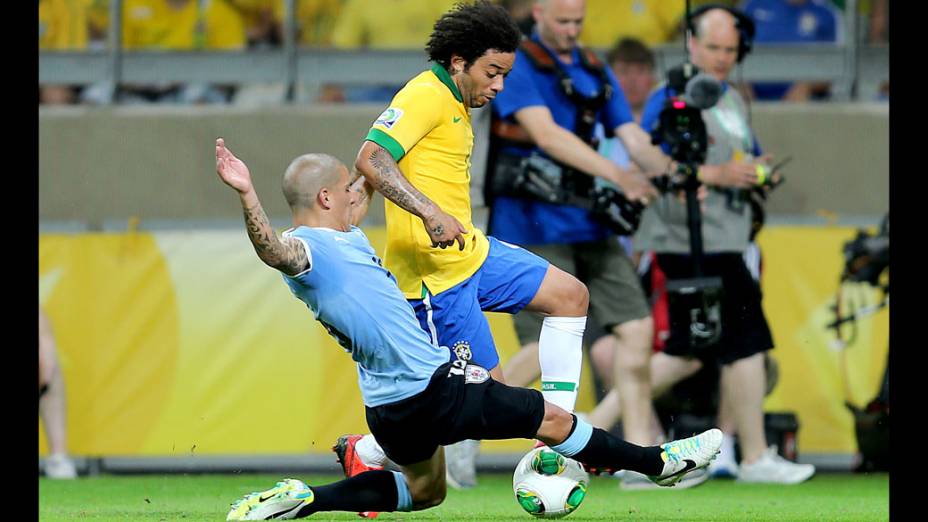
[243,202,308,275]
[366,146,435,218]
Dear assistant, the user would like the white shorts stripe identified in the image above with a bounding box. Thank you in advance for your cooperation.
[422,291,440,347]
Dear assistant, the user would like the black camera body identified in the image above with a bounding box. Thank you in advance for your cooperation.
[655,98,709,168]
[489,152,644,236]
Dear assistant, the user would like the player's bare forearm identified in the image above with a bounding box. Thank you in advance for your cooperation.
[355,141,440,220]
[349,169,375,226]
[239,190,308,276]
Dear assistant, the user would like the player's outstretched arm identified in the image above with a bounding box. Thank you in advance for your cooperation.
[355,140,467,250]
[349,168,375,227]
[215,138,309,276]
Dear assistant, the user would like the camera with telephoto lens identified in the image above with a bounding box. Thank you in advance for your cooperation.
[648,62,724,352]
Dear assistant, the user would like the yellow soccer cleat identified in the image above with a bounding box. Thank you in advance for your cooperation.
[227,479,314,520]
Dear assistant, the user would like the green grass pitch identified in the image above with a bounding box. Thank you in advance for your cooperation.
[39,472,888,521]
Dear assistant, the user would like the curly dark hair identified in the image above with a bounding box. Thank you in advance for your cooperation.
[426,1,523,70]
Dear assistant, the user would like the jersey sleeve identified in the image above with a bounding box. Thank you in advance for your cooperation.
[365,82,443,162]
[281,230,313,279]
[492,52,547,120]
[602,66,635,131]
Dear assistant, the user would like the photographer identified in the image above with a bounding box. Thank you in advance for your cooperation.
[635,5,814,484]
[486,0,699,490]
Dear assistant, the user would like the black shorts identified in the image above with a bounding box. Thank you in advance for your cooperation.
[656,253,774,366]
[365,361,546,466]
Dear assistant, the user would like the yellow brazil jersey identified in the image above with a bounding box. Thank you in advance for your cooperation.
[581,0,685,47]
[365,64,490,299]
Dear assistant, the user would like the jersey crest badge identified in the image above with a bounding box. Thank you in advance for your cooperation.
[452,340,472,362]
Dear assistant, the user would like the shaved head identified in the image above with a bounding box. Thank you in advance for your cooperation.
[693,7,738,40]
[282,153,346,211]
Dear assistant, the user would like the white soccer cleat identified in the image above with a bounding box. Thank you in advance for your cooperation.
[622,467,710,490]
[736,446,815,485]
[44,453,77,479]
[227,479,314,520]
[445,439,480,489]
[650,428,723,487]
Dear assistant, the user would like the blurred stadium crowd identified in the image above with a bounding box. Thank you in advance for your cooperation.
[39,0,888,105]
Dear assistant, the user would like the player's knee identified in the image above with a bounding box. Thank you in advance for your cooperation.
[557,275,588,316]
[536,401,575,445]
[412,485,445,510]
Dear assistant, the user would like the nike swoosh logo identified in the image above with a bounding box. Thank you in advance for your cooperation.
[259,493,276,502]
[662,459,697,481]
[453,116,462,123]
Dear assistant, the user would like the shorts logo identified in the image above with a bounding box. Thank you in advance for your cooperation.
[464,364,489,384]
[375,108,404,129]
[452,340,472,362]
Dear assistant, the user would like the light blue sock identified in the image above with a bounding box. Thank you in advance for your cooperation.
[391,470,413,512]
[550,415,594,457]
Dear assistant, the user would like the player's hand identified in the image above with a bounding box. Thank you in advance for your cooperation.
[215,138,254,194]
[423,209,468,250]
[614,169,659,206]
[715,158,760,189]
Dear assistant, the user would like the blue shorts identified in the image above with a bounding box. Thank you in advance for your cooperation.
[409,237,549,371]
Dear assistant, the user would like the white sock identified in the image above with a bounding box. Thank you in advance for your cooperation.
[355,434,388,468]
[538,316,586,412]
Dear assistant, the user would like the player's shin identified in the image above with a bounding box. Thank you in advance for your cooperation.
[538,316,586,412]
[296,470,411,517]
[550,415,665,477]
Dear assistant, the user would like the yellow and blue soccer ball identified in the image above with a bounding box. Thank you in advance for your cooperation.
[512,447,589,519]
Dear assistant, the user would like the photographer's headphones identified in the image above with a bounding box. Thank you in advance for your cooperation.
[687,4,756,63]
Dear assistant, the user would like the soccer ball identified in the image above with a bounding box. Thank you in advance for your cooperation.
[512,447,589,519]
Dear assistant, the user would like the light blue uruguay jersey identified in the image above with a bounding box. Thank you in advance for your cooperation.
[281,225,449,407]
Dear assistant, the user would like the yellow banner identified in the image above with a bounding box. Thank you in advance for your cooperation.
[758,226,888,455]
[39,226,887,457]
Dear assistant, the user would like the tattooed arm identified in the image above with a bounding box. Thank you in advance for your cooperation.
[349,168,375,227]
[355,140,467,250]
[215,138,309,276]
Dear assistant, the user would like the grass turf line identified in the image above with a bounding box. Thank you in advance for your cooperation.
[39,472,888,521]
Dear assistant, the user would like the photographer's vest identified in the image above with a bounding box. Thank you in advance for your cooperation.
[486,40,614,204]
